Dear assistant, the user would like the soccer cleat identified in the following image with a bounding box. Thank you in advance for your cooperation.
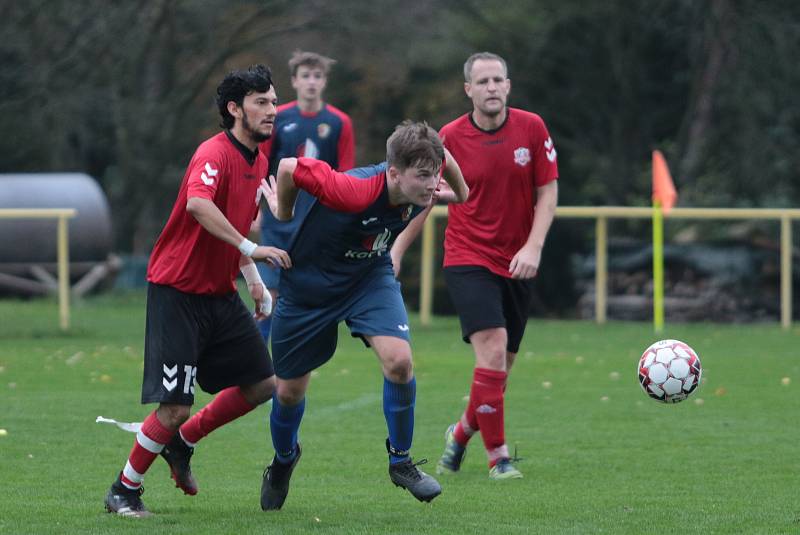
[160,434,198,495]
[436,423,467,475]
[387,439,442,503]
[104,476,152,518]
[261,443,302,511]
[489,458,523,480]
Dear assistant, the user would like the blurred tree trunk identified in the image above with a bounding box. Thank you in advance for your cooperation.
[677,0,735,186]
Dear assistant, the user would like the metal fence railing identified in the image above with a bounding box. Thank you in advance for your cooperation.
[419,206,800,329]
[0,208,77,330]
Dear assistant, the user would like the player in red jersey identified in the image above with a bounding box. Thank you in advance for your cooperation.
[392,52,558,479]
[104,65,291,517]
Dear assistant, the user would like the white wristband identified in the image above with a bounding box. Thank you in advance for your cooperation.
[238,238,258,257]
[240,262,263,286]
[240,263,272,315]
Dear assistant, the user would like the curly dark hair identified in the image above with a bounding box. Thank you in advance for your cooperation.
[216,64,273,129]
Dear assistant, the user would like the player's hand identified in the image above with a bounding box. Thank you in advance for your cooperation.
[252,245,292,269]
[259,176,280,218]
[249,281,272,320]
[432,179,457,204]
[509,246,541,279]
[390,247,403,277]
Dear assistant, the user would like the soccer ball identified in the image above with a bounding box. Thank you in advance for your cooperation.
[638,339,702,403]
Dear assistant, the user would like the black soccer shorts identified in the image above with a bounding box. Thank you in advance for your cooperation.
[443,265,534,354]
[141,283,274,405]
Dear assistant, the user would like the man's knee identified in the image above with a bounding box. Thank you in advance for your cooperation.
[382,351,414,383]
[275,379,306,406]
[156,403,191,430]
[240,376,275,406]
[470,328,508,370]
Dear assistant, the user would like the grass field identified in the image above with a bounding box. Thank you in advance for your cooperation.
[1,291,798,534]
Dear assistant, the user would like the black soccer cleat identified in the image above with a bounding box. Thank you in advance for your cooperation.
[386,439,442,503]
[160,433,198,495]
[104,475,152,518]
[261,443,302,511]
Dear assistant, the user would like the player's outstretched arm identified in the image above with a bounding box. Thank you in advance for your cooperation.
[439,148,469,203]
[276,157,300,221]
[186,196,291,269]
[509,180,558,279]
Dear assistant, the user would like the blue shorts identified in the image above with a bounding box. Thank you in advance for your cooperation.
[270,273,410,379]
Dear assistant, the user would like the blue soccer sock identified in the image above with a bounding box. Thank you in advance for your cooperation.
[258,315,273,343]
[383,377,416,464]
[270,395,305,463]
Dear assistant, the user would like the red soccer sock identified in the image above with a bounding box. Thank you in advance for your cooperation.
[179,386,256,446]
[453,368,484,446]
[120,411,175,490]
[471,367,509,467]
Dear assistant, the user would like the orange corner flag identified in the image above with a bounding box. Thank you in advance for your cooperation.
[652,150,677,214]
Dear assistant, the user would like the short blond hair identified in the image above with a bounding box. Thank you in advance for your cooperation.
[288,50,336,77]
[463,52,508,82]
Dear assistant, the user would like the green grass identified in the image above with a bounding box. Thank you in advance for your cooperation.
[1,291,799,534]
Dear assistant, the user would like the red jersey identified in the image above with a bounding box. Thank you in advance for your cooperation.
[147,131,267,294]
[440,108,558,277]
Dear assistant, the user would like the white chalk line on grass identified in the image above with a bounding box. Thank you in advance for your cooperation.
[304,393,381,420]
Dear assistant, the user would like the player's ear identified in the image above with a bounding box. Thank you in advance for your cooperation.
[464,82,471,98]
[386,165,399,183]
[227,101,242,120]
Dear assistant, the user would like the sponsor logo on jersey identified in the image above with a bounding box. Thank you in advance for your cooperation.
[201,162,218,185]
[283,122,298,132]
[544,136,557,162]
[362,217,378,226]
[345,228,391,259]
[482,138,506,146]
[298,138,320,159]
[513,147,531,167]
[317,123,331,139]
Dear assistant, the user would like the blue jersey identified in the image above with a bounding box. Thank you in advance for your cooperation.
[279,158,424,306]
[259,102,355,252]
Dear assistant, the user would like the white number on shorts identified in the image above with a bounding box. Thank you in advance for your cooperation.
[183,365,197,394]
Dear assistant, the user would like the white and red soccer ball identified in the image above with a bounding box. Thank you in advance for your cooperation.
[638,339,702,403]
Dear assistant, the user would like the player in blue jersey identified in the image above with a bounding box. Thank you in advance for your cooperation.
[256,50,355,343]
[256,121,469,510]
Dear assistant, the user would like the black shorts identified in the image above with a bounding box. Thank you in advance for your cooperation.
[141,283,274,405]
[443,266,533,354]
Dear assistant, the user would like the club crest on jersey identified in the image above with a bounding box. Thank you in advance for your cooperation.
[345,228,391,259]
[402,205,413,221]
[317,123,331,139]
[513,147,531,167]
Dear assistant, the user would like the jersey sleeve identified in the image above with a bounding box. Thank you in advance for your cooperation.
[186,148,225,201]
[258,137,276,176]
[293,157,382,213]
[530,115,559,187]
[336,114,356,171]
